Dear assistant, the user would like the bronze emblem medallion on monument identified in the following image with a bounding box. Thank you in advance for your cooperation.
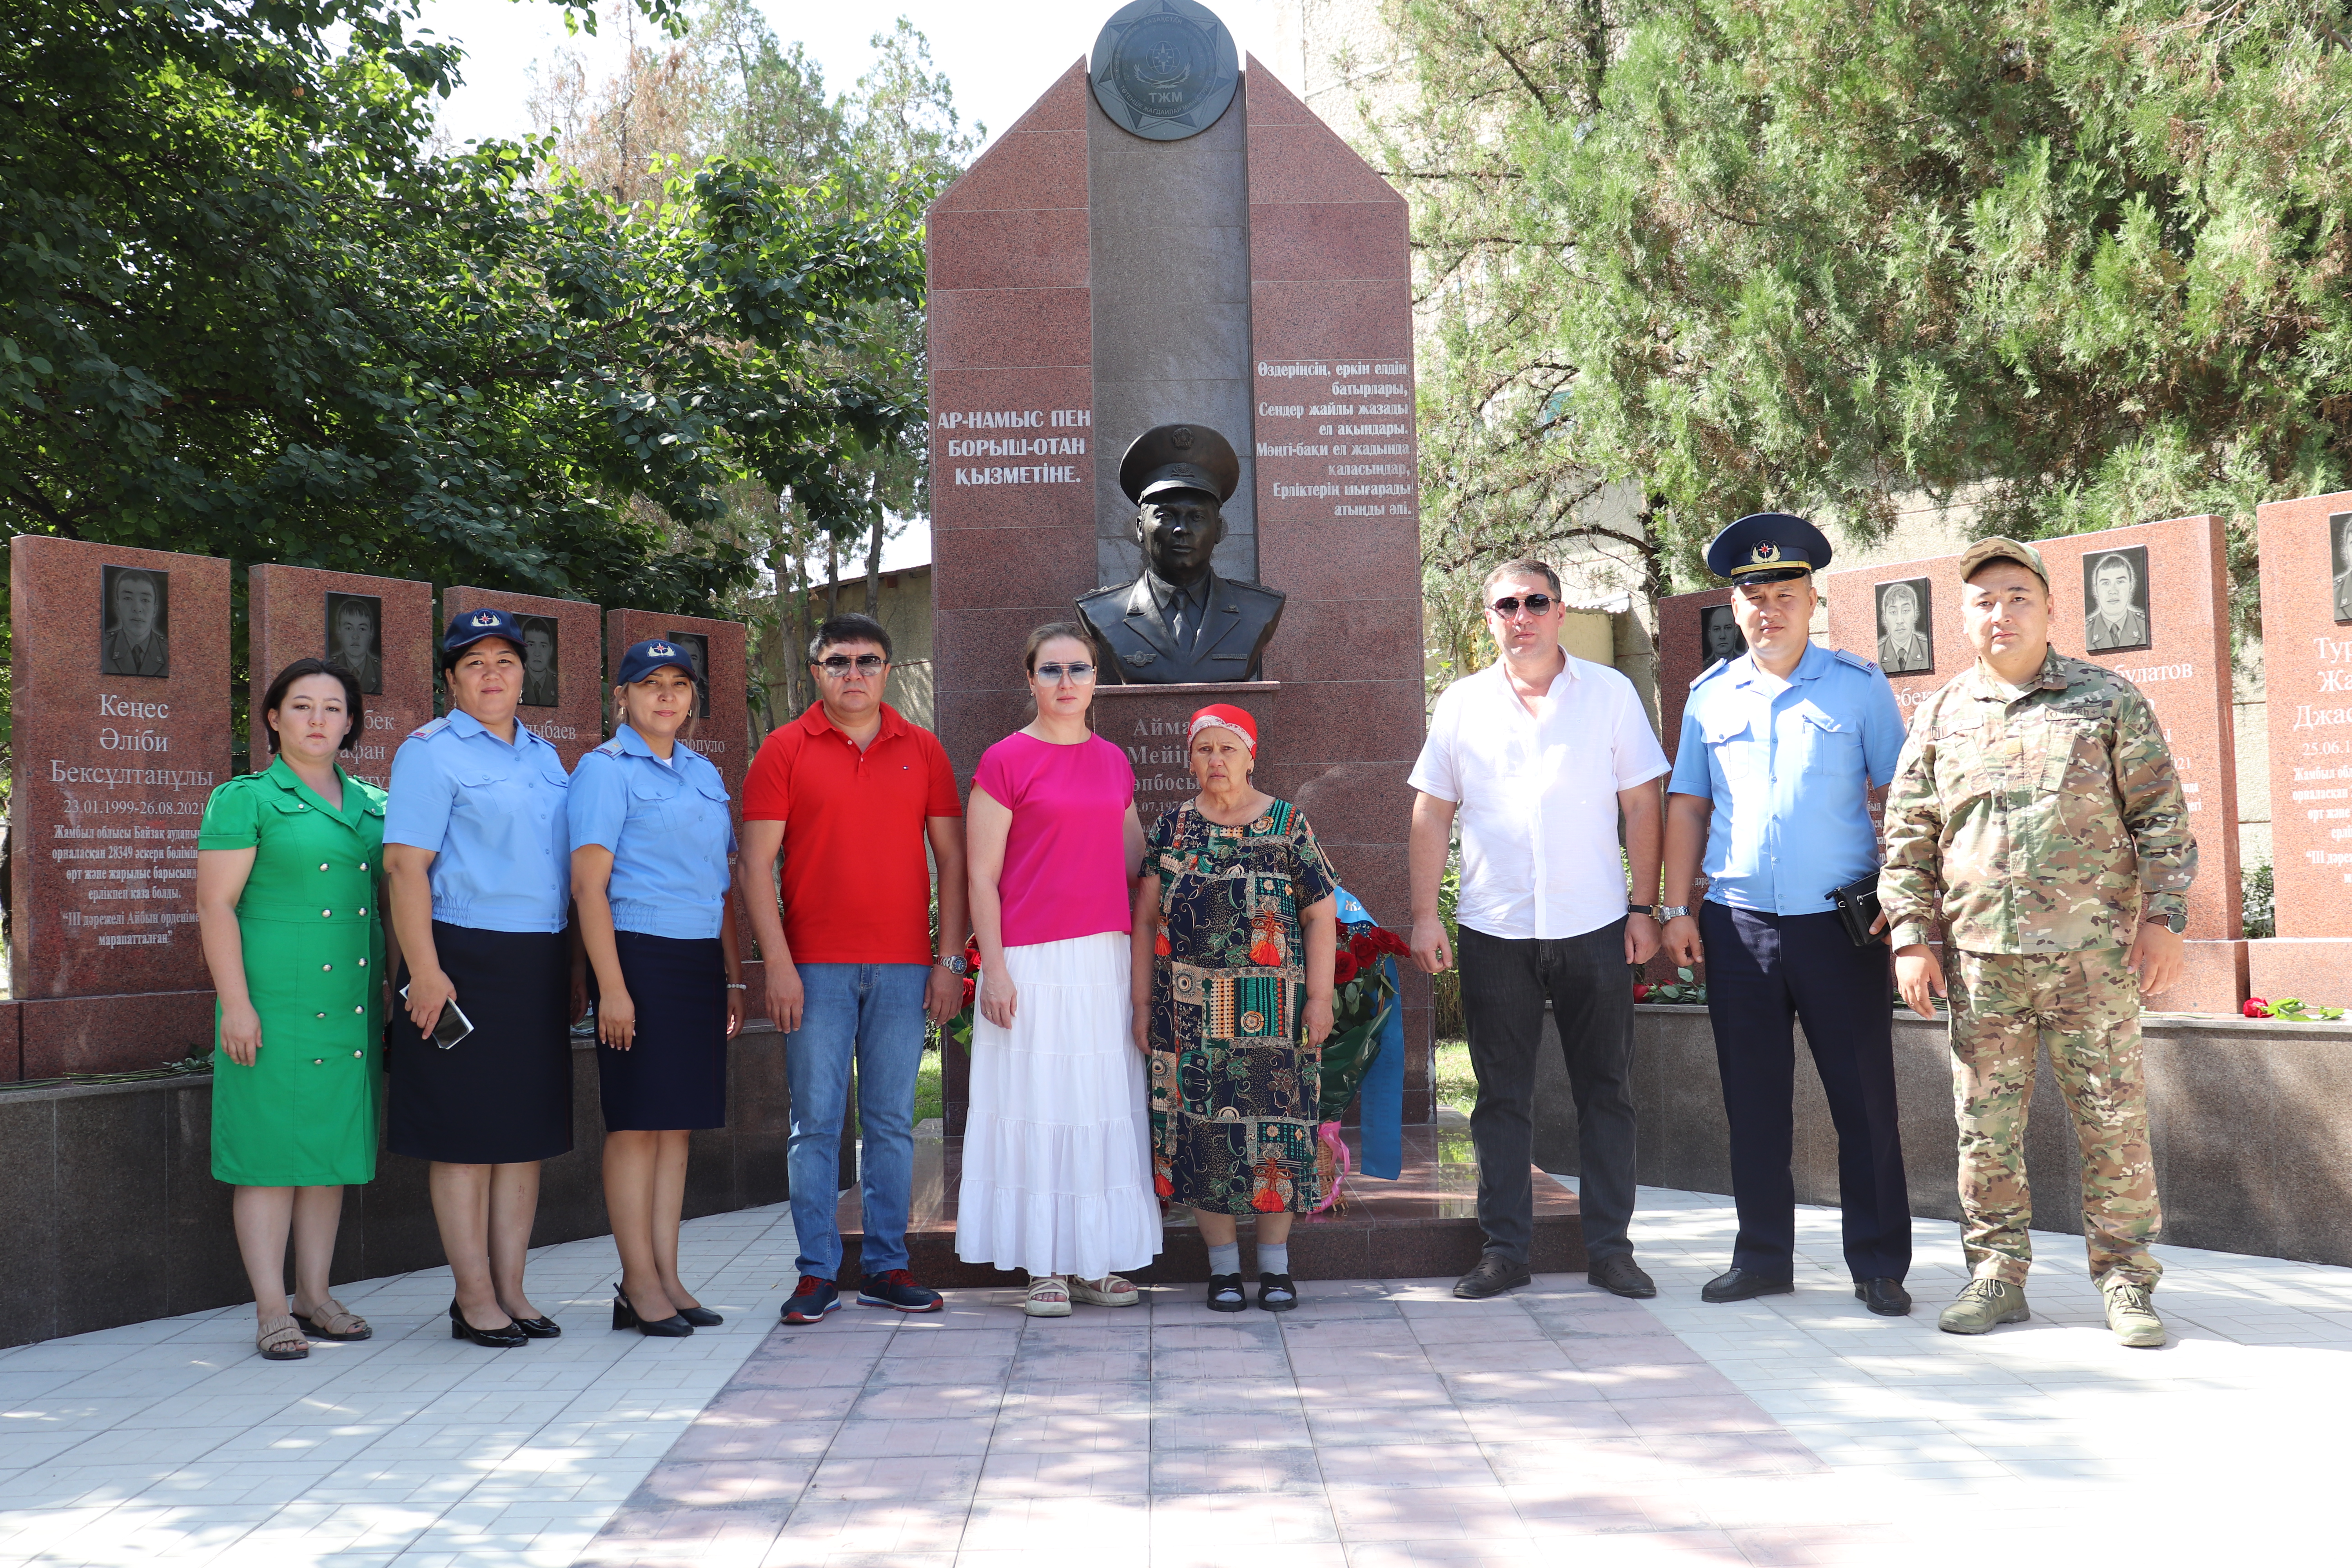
[1089,0,1239,141]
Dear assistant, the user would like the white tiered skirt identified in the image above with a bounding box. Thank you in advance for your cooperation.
[956,932,1162,1280]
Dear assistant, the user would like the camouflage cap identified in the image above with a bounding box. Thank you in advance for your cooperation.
[1958,536,2050,590]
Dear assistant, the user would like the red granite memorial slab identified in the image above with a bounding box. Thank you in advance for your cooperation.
[837,1123,1583,1287]
[1822,554,1972,730]
[441,586,603,768]
[248,566,434,791]
[2251,489,2352,1007]
[1655,586,1739,764]
[9,537,230,1073]
[603,610,750,801]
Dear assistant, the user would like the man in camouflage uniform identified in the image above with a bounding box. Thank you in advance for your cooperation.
[1881,538,2194,1348]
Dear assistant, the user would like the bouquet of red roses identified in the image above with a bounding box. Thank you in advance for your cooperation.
[1313,922,1410,1210]
[938,936,982,1051]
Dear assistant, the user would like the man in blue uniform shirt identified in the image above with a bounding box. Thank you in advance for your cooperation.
[1659,514,1915,1316]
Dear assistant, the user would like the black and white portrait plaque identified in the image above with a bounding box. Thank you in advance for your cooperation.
[2082,546,2152,653]
[517,615,560,708]
[662,630,711,719]
[1698,604,1746,667]
[2333,511,2352,624]
[99,565,170,679]
[1874,577,1933,674]
[325,593,385,694]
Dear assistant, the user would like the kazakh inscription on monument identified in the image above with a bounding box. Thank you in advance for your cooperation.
[1088,0,1238,141]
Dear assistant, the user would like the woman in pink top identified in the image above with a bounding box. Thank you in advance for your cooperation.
[961,623,1160,1316]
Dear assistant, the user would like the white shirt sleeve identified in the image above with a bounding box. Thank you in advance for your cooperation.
[1608,672,1672,790]
[1406,682,1463,802]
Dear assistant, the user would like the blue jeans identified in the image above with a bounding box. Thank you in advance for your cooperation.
[786,963,930,1280]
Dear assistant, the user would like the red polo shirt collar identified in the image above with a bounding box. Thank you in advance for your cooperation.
[795,700,908,745]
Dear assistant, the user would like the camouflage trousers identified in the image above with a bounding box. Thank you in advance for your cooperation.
[1947,946,2162,1290]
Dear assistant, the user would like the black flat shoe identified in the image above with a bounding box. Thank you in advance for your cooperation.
[612,1283,693,1338]
[1700,1267,1796,1303]
[1257,1272,1298,1312]
[508,1315,561,1338]
[448,1299,526,1348]
[1205,1273,1248,1312]
[1587,1253,1658,1299]
[1855,1277,1913,1316]
[1454,1254,1532,1299]
[675,1304,723,1328]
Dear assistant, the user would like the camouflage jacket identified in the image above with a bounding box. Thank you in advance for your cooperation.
[1880,650,2195,953]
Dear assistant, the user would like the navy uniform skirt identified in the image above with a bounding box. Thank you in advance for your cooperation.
[388,923,574,1164]
[596,929,728,1132]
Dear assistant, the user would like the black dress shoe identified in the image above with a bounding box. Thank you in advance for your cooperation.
[1454,1254,1532,1299]
[508,1315,561,1338]
[1588,1254,1658,1299]
[1700,1267,1795,1303]
[612,1283,693,1338]
[1854,1278,1913,1316]
[675,1304,724,1328]
[448,1299,526,1348]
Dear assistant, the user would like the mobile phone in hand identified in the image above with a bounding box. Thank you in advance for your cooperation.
[398,984,475,1050]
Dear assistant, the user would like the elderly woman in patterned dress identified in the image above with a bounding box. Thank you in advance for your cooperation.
[1130,704,1339,1312]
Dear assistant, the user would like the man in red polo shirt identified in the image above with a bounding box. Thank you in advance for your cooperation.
[740,613,967,1322]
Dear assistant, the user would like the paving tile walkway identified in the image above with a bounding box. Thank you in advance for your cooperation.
[4,1180,2348,1567]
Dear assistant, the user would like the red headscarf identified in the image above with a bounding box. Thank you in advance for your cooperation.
[1187,703,1258,755]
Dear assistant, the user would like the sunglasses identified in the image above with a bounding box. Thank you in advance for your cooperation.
[815,654,886,674]
[1489,593,1556,616]
[1034,662,1096,684]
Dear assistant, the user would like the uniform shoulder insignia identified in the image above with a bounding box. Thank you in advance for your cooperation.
[592,736,626,757]
[1689,657,1729,690]
[1831,648,1879,673]
[407,717,451,740]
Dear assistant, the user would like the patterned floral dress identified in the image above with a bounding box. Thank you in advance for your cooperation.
[1145,798,1340,1214]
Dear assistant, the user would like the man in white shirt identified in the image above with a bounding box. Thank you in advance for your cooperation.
[1409,559,1671,1300]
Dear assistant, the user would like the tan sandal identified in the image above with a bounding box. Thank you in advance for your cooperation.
[257,1313,310,1361]
[1023,1276,1073,1318]
[1066,1274,1139,1307]
[292,1298,372,1341]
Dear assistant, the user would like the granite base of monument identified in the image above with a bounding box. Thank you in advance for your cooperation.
[834,1123,1583,1287]
[2247,940,2352,1013]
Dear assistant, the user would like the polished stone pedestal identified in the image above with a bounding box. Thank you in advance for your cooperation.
[835,1122,1584,1287]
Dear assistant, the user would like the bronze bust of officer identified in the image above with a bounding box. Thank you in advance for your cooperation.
[1076,423,1286,684]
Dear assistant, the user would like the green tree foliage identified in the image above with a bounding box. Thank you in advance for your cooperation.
[1,0,921,623]
[1370,0,2352,645]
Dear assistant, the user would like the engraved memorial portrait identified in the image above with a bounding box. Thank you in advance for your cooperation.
[662,630,711,718]
[2082,546,2152,653]
[2334,510,2352,624]
[1698,603,1746,668]
[518,614,560,707]
[325,592,385,694]
[99,564,170,679]
[1874,577,1933,674]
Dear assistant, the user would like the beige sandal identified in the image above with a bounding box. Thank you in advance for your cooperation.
[292,1298,372,1341]
[1023,1276,1073,1318]
[257,1313,310,1361]
[1066,1274,1139,1308]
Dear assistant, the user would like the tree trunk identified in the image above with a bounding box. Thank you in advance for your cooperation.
[826,535,840,620]
[864,514,884,618]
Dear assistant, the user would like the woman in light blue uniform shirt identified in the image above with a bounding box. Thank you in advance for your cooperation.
[571,640,747,1338]
[385,608,578,1349]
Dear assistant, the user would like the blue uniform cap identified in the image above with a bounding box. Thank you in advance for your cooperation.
[441,605,526,665]
[1705,512,1833,584]
[615,638,697,687]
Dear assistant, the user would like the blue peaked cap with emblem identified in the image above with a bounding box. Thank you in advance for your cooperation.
[440,605,525,665]
[615,638,697,687]
[1704,512,1833,584]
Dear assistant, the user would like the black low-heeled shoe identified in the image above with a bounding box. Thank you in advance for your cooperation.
[1205,1273,1248,1313]
[448,1299,526,1349]
[674,1304,723,1328]
[612,1283,693,1338]
[508,1314,561,1338]
[1258,1272,1298,1312]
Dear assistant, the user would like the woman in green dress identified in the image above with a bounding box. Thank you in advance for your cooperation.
[1130,704,1339,1313]
[196,658,392,1361]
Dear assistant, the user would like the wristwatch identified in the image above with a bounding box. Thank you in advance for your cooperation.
[936,953,969,975]
[1658,905,1691,920]
[1628,903,1660,919]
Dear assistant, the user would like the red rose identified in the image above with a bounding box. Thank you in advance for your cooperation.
[1350,932,1379,963]
[960,977,976,1009]
[1333,950,1359,985]
[2243,997,2270,1018]
[1633,982,1652,1000]
[1369,928,1412,958]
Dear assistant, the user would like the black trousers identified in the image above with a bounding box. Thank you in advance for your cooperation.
[1699,900,1911,1282]
[1458,920,1638,1265]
